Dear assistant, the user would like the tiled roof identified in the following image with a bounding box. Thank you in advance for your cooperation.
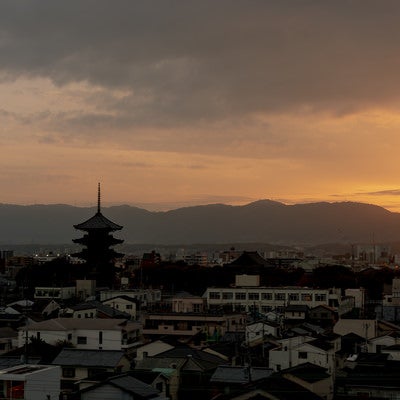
[70,301,130,318]
[155,346,226,364]
[74,212,122,231]
[135,357,186,371]
[80,374,160,398]
[109,375,159,397]
[52,348,125,367]
[227,251,270,267]
[19,317,138,331]
[281,362,330,383]
[211,366,272,383]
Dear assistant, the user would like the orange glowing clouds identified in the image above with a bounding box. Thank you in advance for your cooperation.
[1,2,400,211]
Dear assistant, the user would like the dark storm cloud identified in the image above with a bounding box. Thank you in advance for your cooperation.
[1,0,400,129]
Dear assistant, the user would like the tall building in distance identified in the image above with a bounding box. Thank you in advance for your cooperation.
[73,183,124,286]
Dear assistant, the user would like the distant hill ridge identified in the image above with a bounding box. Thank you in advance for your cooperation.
[0,200,398,245]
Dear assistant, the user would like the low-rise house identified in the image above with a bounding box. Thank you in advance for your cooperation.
[382,344,400,360]
[41,299,61,319]
[52,348,131,393]
[367,331,400,353]
[135,356,185,400]
[336,354,400,399]
[309,305,338,327]
[102,296,139,320]
[129,370,170,399]
[61,300,131,319]
[340,332,365,355]
[210,365,273,398]
[269,335,339,374]
[269,335,313,372]
[135,345,227,400]
[135,340,175,362]
[142,311,245,340]
[245,320,280,346]
[100,289,161,309]
[280,363,333,400]
[0,327,18,354]
[171,291,205,313]
[334,318,378,340]
[79,374,167,400]
[18,318,141,351]
[0,364,61,400]
[284,304,309,321]
[214,374,324,399]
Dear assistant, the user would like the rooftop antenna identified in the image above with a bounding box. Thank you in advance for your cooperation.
[97,182,101,214]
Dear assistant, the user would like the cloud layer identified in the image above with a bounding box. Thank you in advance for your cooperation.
[2,1,400,133]
[2,1,400,210]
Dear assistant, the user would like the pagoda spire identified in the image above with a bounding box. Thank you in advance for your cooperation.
[73,183,124,287]
[97,182,101,214]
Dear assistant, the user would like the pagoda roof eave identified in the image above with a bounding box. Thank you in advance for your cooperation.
[74,212,123,231]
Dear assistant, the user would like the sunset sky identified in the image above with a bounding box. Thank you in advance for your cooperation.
[2,1,400,211]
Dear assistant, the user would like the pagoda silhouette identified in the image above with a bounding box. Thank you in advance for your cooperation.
[73,183,124,286]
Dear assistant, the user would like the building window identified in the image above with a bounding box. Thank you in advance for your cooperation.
[288,293,299,301]
[9,381,24,399]
[248,293,260,300]
[299,352,308,359]
[67,333,72,341]
[99,331,103,345]
[315,294,327,302]
[209,292,221,299]
[77,336,87,345]
[156,382,163,392]
[88,368,107,378]
[126,304,133,310]
[63,367,75,378]
[36,332,40,340]
[275,293,286,301]
[261,293,272,300]
[301,294,312,301]
[222,292,233,300]
[235,292,246,300]
[192,304,201,313]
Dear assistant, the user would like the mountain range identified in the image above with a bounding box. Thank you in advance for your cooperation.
[1,200,400,245]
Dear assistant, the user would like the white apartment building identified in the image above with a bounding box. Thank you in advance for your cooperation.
[203,286,341,313]
[19,318,141,351]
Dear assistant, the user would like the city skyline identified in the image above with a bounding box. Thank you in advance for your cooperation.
[2,1,400,211]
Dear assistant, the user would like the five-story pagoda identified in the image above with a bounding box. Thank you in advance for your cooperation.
[73,183,123,286]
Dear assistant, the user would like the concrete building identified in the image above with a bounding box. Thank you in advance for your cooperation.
[34,286,76,300]
[19,318,141,351]
[171,291,205,313]
[142,312,245,339]
[203,284,342,313]
[0,364,60,400]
